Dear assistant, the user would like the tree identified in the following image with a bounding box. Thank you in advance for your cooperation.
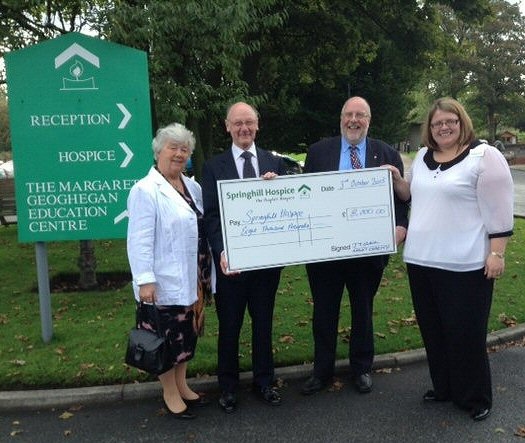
[0,0,106,289]
[465,0,525,141]
[241,0,369,150]
[424,4,478,100]
[101,0,286,179]
[0,0,105,83]
[2,0,496,153]
[411,0,525,142]
[97,0,494,156]
[0,89,10,152]
[246,0,453,148]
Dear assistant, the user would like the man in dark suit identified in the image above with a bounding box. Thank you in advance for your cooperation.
[202,102,287,413]
[301,96,409,396]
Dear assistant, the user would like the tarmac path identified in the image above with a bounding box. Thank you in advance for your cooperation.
[1,340,524,443]
[511,168,525,217]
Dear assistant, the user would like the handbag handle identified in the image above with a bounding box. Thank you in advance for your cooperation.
[137,301,163,338]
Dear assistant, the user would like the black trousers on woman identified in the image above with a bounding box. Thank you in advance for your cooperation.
[407,264,494,411]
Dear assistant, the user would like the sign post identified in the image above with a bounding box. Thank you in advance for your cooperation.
[5,33,152,342]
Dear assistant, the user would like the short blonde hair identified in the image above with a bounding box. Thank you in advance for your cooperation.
[422,97,475,151]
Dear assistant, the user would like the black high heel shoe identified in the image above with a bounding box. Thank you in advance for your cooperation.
[168,407,196,420]
[184,393,210,407]
[164,401,196,419]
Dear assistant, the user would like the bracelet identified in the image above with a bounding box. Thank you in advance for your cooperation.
[490,251,504,259]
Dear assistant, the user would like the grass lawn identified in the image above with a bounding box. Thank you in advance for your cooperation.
[0,219,523,390]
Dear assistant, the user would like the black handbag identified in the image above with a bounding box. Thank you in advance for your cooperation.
[125,302,169,375]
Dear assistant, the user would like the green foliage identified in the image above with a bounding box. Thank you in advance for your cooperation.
[1,0,499,161]
[0,89,10,151]
[101,0,286,180]
[409,0,525,142]
[247,0,367,150]
[0,0,104,49]
[252,0,447,149]
[434,0,493,22]
[464,0,525,141]
[0,219,524,390]
[0,0,109,87]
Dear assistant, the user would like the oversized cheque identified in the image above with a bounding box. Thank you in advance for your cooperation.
[218,167,396,271]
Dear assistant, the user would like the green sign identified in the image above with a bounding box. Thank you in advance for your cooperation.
[5,32,152,242]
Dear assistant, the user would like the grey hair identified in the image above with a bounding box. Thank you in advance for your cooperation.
[340,96,372,118]
[152,123,196,161]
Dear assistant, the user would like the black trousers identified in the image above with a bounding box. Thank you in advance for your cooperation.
[214,267,282,393]
[407,263,493,411]
[306,258,383,379]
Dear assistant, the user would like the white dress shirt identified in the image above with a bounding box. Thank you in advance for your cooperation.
[232,144,259,178]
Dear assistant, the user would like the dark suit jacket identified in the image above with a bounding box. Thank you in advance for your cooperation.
[304,136,409,269]
[202,147,287,268]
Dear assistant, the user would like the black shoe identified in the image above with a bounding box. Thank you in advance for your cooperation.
[301,376,329,395]
[184,393,210,407]
[471,408,491,421]
[167,407,196,420]
[253,386,282,406]
[218,392,237,414]
[423,390,449,402]
[354,373,373,393]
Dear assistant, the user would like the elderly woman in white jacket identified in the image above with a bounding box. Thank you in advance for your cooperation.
[127,123,210,420]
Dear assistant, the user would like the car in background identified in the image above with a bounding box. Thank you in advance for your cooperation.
[271,151,303,175]
[0,160,14,179]
[484,140,515,165]
[493,140,505,152]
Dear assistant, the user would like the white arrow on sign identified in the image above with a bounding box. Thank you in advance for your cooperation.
[117,103,132,129]
[55,43,100,68]
[114,210,128,225]
[119,142,134,168]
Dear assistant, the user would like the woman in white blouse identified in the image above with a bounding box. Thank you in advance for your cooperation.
[127,123,211,419]
[388,97,513,421]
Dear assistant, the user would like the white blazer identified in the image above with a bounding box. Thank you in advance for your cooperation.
[127,167,203,306]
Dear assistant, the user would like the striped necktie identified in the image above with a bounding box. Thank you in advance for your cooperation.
[350,145,362,169]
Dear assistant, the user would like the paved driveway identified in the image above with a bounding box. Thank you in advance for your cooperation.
[511,167,525,217]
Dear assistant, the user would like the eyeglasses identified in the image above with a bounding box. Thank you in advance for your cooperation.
[430,119,459,129]
[229,119,258,128]
[341,111,370,120]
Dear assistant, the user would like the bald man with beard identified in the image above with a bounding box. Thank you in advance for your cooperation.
[301,96,409,396]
